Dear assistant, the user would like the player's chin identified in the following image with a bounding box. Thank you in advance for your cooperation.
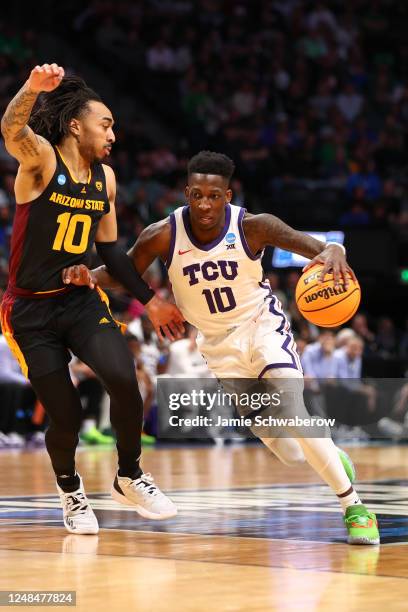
[97,147,112,161]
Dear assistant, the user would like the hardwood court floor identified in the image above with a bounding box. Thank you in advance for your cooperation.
[1,444,408,611]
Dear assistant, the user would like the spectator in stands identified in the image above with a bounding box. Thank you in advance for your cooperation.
[339,194,371,226]
[336,83,364,123]
[331,335,375,440]
[301,330,337,380]
[375,317,399,358]
[335,328,356,349]
[345,159,382,201]
[128,314,162,379]
[307,2,338,33]
[350,313,377,355]
[334,335,364,380]
[146,39,176,71]
[334,335,376,411]
[231,81,256,118]
[0,333,35,447]
[164,324,210,377]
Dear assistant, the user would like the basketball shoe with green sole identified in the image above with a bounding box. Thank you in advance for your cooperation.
[141,432,156,446]
[80,426,115,446]
[337,446,356,483]
[344,504,380,545]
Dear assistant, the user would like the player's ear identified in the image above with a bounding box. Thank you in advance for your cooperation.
[226,188,232,203]
[69,118,81,138]
[185,185,190,199]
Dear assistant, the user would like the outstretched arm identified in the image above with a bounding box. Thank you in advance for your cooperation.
[64,217,183,340]
[1,64,63,169]
[243,213,355,287]
[67,217,171,289]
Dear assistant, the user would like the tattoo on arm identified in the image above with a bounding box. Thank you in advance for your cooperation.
[249,214,325,259]
[13,127,42,158]
[1,84,38,140]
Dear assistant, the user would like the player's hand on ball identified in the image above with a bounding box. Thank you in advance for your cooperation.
[62,264,95,289]
[27,63,65,93]
[144,295,185,342]
[302,244,356,290]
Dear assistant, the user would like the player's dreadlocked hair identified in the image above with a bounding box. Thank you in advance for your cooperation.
[188,151,235,181]
[29,76,102,145]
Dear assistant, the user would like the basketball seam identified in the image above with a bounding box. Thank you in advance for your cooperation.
[316,299,360,327]
[300,287,360,313]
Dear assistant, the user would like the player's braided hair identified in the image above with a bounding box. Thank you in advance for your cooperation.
[188,150,235,181]
[29,76,102,145]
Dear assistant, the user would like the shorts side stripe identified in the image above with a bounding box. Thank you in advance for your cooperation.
[95,286,127,334]
[270,297,303,371]
[258,334,299,379]
[0,294,29,379]
[257,296,302,378]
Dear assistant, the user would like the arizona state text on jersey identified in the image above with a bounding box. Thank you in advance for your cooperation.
[8,146,110,295]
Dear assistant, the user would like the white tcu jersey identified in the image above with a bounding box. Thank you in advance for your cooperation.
[167,204,271,339]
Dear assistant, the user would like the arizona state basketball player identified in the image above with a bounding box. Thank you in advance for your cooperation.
[0,63,183,535]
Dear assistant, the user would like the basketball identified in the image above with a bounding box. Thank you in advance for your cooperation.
[295,264,361,328]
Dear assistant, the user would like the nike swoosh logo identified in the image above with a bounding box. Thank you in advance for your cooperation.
[178,249,193,255]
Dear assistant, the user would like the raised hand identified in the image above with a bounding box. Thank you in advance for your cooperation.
[302,244,357,289]
[27,63,65,93]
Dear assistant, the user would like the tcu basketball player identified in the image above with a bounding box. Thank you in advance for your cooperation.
[64,151,380,545]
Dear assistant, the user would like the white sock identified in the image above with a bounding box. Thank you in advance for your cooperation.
[338,487,362,513]
[81,419,96,434]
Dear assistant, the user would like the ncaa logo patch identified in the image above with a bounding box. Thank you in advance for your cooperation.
[95,181,103,191]
[57,174,66,186]
[225,232,236,244]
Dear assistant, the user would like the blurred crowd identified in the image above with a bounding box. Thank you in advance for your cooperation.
[0,2,408,446]
[1,1,407,282]
[63,0,408,229]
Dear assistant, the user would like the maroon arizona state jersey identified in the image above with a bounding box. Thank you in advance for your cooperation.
[8,146,110,294]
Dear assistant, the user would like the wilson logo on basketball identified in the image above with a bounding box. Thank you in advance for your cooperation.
[304,285,346,303]
[295,263,361,327]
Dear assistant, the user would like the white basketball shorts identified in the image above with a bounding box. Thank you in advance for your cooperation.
[197,296,303,379]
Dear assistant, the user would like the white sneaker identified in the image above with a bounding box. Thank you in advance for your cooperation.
[377,417,404,438]
[111,472,178,520]
[7,432,25,448]
[30,431,46,446]
[0,432,11,448]
[56,474,99,534]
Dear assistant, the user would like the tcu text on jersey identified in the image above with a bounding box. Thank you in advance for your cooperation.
[183,261,239,285]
